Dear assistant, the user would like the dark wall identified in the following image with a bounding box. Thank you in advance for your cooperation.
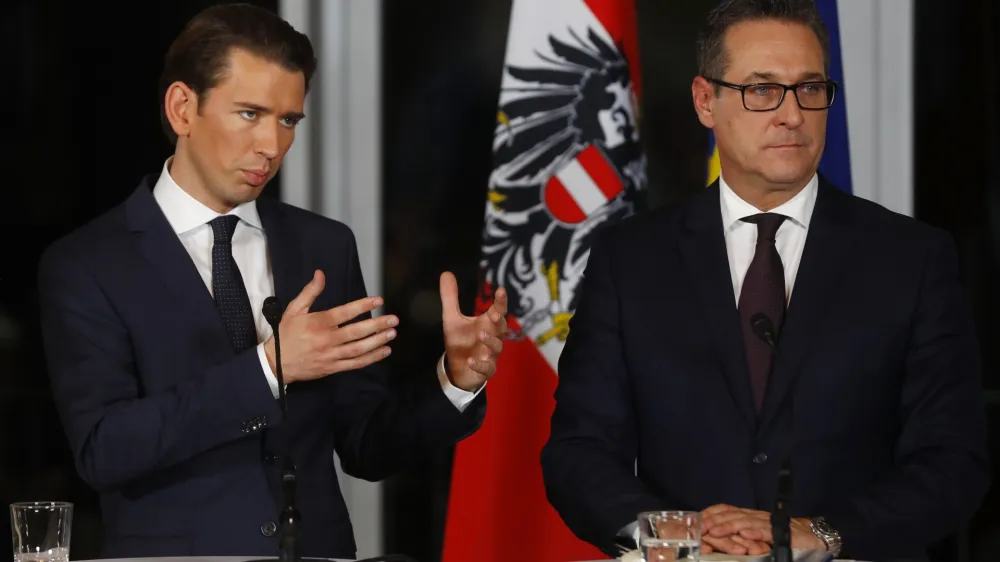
[913,0,1000,560]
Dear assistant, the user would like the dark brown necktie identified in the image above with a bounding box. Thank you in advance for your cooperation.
[738,213,788,412]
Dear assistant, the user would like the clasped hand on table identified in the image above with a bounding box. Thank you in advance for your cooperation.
[699,504,825,556]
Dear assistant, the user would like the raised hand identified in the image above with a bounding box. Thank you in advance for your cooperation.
[439,272,508,392]
[263,270,399,383]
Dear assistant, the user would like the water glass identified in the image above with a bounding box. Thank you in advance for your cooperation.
[10,502,73,562]
[638,510,701,561]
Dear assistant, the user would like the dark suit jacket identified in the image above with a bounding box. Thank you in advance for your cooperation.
[541,177,989,561]
[37,175,486,559]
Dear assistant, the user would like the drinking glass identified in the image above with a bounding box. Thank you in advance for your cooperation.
[10,502,73,562]
[637,510,700,561]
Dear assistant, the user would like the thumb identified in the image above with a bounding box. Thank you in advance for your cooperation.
[439,271,462,321]
[285,269,325,317]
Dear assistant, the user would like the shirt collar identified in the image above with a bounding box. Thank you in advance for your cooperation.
[152,157,263,235]
[719,171,818,232]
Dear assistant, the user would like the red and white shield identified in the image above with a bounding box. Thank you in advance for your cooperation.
[543,144,625,225]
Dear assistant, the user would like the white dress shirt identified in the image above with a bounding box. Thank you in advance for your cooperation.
[151,158,480,412]
[620,173,819,546]
[720,172,818,304]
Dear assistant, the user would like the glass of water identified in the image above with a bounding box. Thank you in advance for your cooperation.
[10,502,73,562]
[637,510,701,561]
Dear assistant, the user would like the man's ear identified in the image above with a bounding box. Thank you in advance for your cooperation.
[163,81,199,139]
[692,76,717,129]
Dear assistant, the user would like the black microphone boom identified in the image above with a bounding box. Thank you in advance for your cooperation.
[771,465,793,562]
[748,312,792,562]
[262,296,287,419]
[257,297,300,562]
[253,298,421,562]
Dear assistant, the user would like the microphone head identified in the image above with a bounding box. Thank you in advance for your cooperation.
[750,312,775,343]
[262,296,282,328]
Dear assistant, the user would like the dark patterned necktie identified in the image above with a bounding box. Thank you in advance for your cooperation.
[738,212,788,412]
[209,215,258,352]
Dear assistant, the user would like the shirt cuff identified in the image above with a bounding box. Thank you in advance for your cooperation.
[257,342,283,400]
[616,521,640,550]
[437,353,484,413]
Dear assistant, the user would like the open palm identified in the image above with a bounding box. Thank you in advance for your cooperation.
[439,272,508,391]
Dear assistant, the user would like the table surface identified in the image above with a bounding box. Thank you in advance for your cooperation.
[76,556,854,562]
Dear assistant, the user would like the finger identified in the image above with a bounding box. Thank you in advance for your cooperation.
[439,271,462,320]
[492,286,508,316]
[707,516,770,538]
[328,326,397,361]
[479,331,503,355]
[336,315,399,344]
[700,540,713,555]
[731,535,771,555]
[738,527,773,544]
[702,536,747,556]
[466,356,496,378]
[286,270,326,316]
[487,305,507,332]
[326,296,383,326]
[702,510,757,531]
[701,504,738,518]
[702,506,763,527]
[331,345,392,373]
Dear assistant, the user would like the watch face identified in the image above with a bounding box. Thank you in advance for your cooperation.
[813,518,833,534]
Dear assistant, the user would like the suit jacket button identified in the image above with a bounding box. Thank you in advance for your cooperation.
[752,452,768,464]
[261,521,277,537]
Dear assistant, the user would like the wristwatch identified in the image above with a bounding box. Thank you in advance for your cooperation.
[808,517,842,556]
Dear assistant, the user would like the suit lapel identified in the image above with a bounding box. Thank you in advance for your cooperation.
[757,179,858,430]
[125,178,232,363]
[678,183,757,430]
[256,194,308,315]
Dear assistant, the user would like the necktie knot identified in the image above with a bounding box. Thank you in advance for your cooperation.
[742,213,787,242]
[209,215,241,246]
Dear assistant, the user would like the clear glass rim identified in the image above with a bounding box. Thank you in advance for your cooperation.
[10,501,73,510]
[637,510,699,518]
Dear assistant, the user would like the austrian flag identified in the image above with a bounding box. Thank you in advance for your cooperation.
[442,0,646,561]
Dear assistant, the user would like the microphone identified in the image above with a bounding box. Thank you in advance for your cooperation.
[263,296,287,420]
[261,297,300,562]
[749,312,792,562]
[750,312,779,355]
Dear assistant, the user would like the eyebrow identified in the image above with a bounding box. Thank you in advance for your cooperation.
[742,71,827,82]
[235,101,306,121]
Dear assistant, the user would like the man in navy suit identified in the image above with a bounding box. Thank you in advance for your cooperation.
[541,1,989,561]
[37,4,508,559]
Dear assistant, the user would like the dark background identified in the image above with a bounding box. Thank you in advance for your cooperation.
[3,1,998,561]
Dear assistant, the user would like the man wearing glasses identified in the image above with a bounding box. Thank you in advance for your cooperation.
[541,0,989,561]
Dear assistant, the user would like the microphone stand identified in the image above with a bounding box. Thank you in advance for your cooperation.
[263,297,300,562]
[749,313,793,562]
[255,299,419,562]
[771,463,793,562]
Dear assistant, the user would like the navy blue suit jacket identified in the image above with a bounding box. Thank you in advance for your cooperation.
[541,178,989,561]
[37,176,485,559]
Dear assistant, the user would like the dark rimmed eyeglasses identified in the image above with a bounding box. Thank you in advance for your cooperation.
[705,77,838,111]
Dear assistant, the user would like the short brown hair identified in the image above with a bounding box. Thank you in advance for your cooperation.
[696,0,830,89]
[158,3,317,144]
